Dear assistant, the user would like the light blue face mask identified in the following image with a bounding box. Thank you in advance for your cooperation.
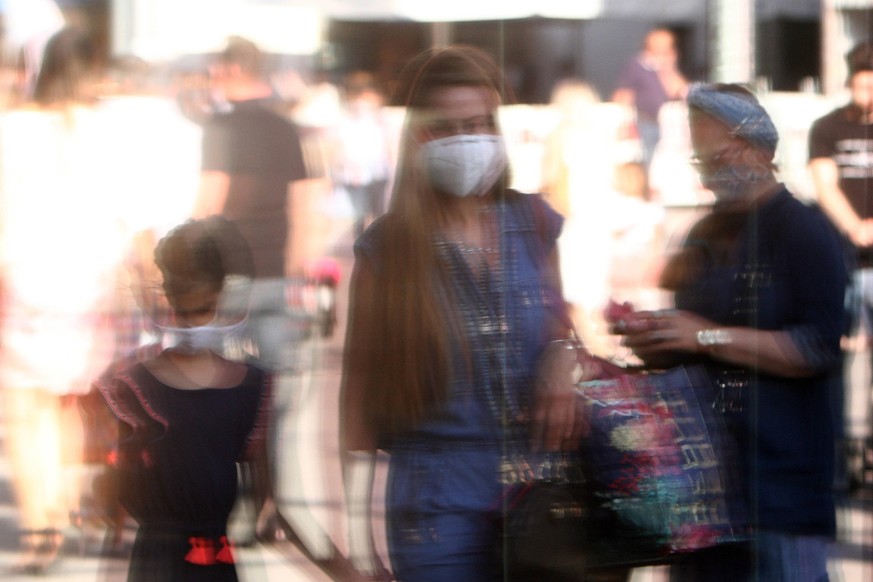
[703,164,770,205]
[703,164,748,203]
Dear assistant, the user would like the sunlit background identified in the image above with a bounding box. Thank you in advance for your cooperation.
[0,1,872,580]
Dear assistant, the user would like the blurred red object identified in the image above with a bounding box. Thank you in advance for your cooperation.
[304,257,341,286]
[604,298,635,324]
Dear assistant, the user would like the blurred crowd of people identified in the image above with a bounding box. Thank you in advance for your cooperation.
[0,18,870,582]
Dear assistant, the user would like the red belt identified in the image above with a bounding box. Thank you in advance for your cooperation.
[185,535,235,565]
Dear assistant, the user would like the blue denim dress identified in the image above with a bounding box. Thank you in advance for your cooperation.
[355,191,563,581]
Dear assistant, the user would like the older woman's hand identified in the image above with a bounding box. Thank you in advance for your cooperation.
[616,309,717,363]
[531,341,587,452]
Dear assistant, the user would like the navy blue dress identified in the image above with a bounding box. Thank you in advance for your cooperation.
[355,191,564,581]
[675,188,847,537]
[95,361,271,582]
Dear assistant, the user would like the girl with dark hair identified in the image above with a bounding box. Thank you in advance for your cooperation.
[92,217,361,581]
[340,45,591,580]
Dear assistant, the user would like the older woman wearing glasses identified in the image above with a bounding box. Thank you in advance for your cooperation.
[613,83,848,581]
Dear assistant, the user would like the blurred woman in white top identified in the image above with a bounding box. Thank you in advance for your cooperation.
[0,26,125,574]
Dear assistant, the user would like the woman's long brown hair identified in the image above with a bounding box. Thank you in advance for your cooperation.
[359,46,512,437]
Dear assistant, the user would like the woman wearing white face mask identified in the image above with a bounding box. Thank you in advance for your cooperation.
[340,46,602,581]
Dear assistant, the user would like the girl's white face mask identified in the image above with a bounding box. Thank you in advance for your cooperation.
[155,317,248,355]
[150,275,252,355]
[419,134,508,198]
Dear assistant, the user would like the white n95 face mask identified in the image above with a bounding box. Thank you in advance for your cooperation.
[420,134,508,198]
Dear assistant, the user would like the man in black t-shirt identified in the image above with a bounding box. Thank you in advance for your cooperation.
[612,28,688,170]
[809,42,873,491]
[809,44,873,262]
[191,37,329,547]
[194,36,311,372]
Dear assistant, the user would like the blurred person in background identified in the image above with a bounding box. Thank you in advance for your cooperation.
[0,26,125,574]
[91,217,362,582]
[340,45,603,581]
[191,34,332,558]
[331,71,391,239]
[612,28,688,171]
[540,78,617,357]
[809,41,873,493]
[193,35,312,371]
[647,98,712,207]
[97,53,203,256]
[603,161,666,324]
[173,66,215,126]
[541,78,606,218]
[614,83,847,581]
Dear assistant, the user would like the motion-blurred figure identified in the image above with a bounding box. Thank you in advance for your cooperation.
[542,79,651,358]
[647,99,712,206]
[193,36,312,373]
[809,42,873,493]
[90,217,361,581]
[331,71,391,238]
[604,162,666,316]
[0,26,124,574]
[541,79,614,356]
[340,45,604,581]
[615,83,847,581]
[191,35,330,557]
[541,78,607,217]
[612,28,688,170]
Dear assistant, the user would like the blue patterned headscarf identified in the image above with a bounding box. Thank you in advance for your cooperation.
[686,83,778,155]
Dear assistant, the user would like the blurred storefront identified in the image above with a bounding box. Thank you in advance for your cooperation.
[101,1,820,100]
[0,1,848,202]
[0,1,836,97]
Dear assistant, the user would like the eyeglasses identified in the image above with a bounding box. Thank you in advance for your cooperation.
[689,147,731,170]
[422,114,498,138]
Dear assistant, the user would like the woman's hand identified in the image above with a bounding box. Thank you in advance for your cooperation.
[531,340,586,452]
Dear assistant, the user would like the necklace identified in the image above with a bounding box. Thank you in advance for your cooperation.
[446,205,500,272]
[453,239,495,255]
